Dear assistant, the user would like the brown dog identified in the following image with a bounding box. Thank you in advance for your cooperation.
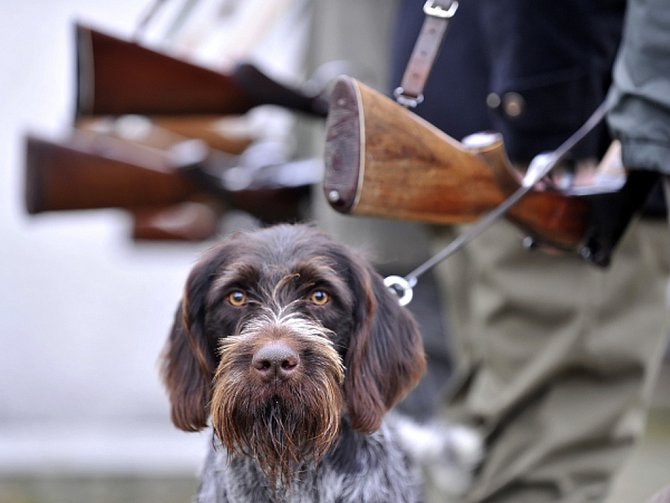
[161,223,426,502]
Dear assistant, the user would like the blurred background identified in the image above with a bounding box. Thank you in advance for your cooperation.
[1,1,669,503]
[0,1,315,502]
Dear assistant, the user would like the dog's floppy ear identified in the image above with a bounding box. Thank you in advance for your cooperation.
[160,245,227,432]
[343,258,426,433]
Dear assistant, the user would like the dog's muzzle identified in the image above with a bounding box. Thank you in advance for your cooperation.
[209,311,346,484]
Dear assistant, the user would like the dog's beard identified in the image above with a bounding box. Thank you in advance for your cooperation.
[210,315,345,488]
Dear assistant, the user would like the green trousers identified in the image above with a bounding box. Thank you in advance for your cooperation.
[429,217,670,503]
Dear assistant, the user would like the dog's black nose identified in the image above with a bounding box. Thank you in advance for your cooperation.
[252,342,300,381]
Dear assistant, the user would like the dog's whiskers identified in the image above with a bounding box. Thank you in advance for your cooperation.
[212,307,347,487]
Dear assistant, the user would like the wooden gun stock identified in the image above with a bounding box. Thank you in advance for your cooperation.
[75,23,328,118]
[323,76,661,265]
[24,131,310,225]
[25,132,200,214]
[324,76,589,250]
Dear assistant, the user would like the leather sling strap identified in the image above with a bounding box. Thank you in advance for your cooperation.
[394,0,459,107]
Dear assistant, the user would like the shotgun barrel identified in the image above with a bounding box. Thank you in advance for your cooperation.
[75,23,329,119]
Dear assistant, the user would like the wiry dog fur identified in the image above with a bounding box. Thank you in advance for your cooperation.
[161,224,426,502]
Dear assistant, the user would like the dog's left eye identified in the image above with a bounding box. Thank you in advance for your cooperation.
[227,290,248,307]
[309,290,330,306]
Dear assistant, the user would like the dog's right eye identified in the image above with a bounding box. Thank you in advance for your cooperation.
[309,290,330,306]
[227,290,247,307]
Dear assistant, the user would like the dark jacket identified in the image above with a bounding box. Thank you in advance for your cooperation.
[390,0,626,164]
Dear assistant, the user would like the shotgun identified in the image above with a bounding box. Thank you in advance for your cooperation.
[24,130,316,225]
[75,23,329,118]
[323,76,658,265]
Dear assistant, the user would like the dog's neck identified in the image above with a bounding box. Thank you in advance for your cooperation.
[198,415,420,503]
[220,417,360,494]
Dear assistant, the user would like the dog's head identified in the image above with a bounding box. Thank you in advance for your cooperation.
[161,223,425,479]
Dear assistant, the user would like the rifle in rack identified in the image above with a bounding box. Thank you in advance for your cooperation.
[24,130,317,227]
[323,76,658,266]
[75,23,329,119]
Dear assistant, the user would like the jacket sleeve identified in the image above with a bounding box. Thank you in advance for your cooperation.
[606,0,670,175]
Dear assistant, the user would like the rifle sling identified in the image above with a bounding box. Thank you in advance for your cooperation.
[394,0,459,107]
